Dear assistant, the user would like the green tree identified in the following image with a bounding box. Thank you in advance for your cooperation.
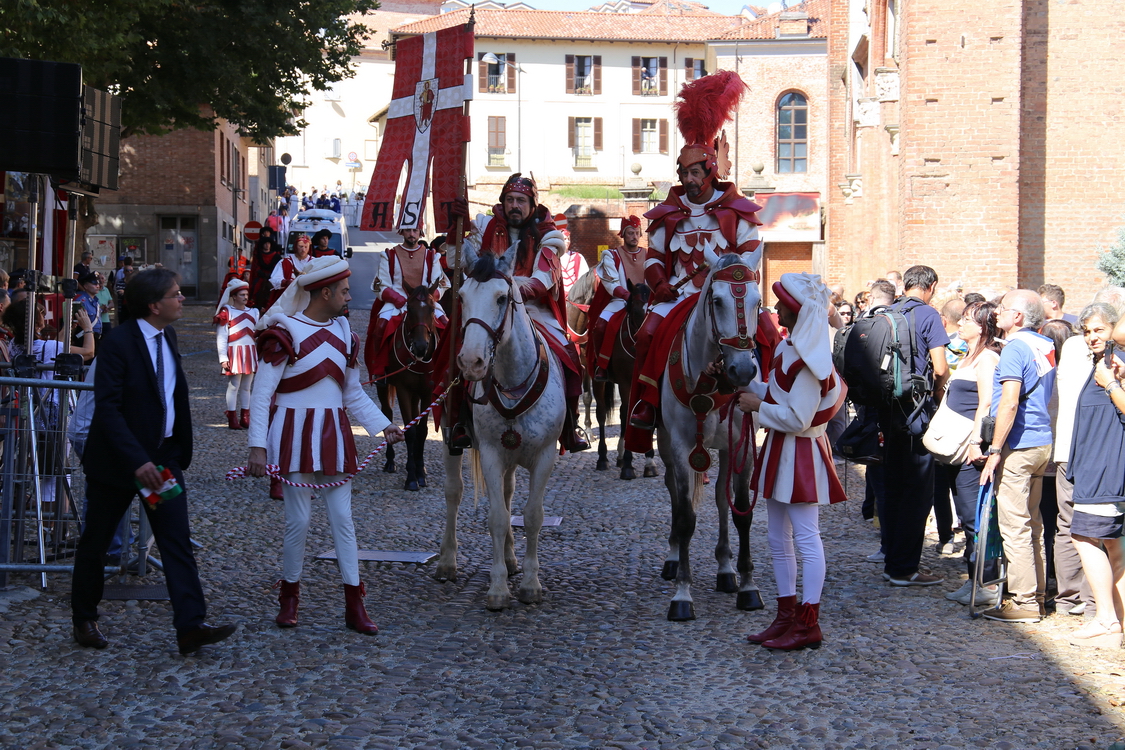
[0,0,377,140]
[1097,227,1125,287]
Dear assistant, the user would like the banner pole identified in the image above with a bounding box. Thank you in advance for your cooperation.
[446,17,474,396]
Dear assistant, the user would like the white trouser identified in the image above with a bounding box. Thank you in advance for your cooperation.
[767,498,825,604]
[282,475,359,586]
[597,298,625,322]
[225,373,254,411]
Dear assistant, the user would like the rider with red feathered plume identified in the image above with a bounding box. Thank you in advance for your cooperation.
[623,70,782,455]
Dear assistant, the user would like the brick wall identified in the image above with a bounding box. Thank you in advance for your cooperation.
[569,215,622,268]
[762,242,813,305]
[100,127,216,207]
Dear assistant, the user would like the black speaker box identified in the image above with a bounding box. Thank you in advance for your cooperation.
[0,57,83,176]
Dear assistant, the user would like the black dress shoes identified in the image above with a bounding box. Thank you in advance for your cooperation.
[74,620,108,649]
[177,623,237,655]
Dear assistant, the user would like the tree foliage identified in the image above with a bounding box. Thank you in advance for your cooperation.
[0,0,377,140]
[1097,227,1125,287]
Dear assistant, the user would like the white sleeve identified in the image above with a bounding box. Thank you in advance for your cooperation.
[216,319,229,364]
[343,367,392,437]
[248,360,285,449]
[757,366,821,435]
[426,254,451,292]
[736,219,760,247]
[598,251,624,297]
[269,259,286,290]
[645,227,666,271]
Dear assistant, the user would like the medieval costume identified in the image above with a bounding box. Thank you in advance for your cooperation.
[249,257,392,635]
[555,214,589,298]
[588,215,647,379]
[249,235,283,310]
[623,70,781,454]
[268,234,315,308]
[744,273,847,651]
[214,279,259,430]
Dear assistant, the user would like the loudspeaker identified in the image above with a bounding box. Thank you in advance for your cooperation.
[0,57,83,176]
[79,85,121,190]
[268,165,287,191]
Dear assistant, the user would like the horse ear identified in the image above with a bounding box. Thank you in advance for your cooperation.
[740,245,763,272]
[498,241,518,276]
[626,278,634,293]
[427,280,440,296]
[403,282,415,296]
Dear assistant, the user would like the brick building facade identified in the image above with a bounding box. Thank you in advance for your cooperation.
[89,112,257,300]
[827,0,1125,306]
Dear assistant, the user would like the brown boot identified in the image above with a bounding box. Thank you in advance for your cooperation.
[762,601,822,651]
[747,595,797,644]
[239,409,250,429]
[343,582,378,635]
[225,410,242,430]
[275,580,299,628]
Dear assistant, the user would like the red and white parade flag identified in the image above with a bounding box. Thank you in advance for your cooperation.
[361,21,474,232]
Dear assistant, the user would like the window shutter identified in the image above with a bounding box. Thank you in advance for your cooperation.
[565,55,575,94]
[568,117,575,149]
[478,53,487,93]
[632,56,641,95]
[593,56,602,95]
[632,119,642,153]
[659,57,668,96]
[507,53,516,93]
[594,117,603,151]
[685,57,695,82]
[498,117,506,150]
[659,119,669,154]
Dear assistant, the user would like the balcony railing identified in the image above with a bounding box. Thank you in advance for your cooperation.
[487,74,507,94]
[640,77,660,96]
[487,148,506,167]
[573,149,595,168]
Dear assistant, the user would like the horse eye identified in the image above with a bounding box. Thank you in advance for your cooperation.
[498,295,508,307]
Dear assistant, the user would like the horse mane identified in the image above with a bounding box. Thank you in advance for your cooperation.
[713,253,743,272]
[568,267,598,305]
[468,252,508,283]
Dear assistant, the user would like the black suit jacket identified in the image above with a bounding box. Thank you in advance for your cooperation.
[83,318,193,488]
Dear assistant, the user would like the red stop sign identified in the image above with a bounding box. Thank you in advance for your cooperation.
[244,221,262,242]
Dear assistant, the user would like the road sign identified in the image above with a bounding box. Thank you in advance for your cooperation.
[348,151,358,162]
[244,221,262,242]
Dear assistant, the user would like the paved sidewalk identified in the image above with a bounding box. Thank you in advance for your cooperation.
[1,305,1123,750]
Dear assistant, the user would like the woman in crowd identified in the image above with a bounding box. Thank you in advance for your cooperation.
[1064,302,1125,648]
[854,290,870,315]
[942,301,1003,606]
[214,279,260,430]
[835,301,855,327]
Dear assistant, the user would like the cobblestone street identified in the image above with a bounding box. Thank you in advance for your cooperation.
[2,305,1124,750]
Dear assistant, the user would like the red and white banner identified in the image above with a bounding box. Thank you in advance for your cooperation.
[361,22,474,233]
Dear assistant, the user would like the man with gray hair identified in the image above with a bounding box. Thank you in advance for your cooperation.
[981,289,1057,622]
[1093,286,1125,315]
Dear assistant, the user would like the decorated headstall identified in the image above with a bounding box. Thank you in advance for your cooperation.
[709,263,760,351]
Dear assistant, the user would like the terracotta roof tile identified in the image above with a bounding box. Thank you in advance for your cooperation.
[714,0,828,40]
[392,8,746,42]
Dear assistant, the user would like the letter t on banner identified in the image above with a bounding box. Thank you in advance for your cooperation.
[362,20,475,233]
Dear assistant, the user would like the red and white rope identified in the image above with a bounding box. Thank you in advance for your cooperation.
[225,379,458,490]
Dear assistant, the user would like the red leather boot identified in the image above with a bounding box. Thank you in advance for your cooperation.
[746,595,797,644]
[343,582,378,635]
[269,476,284,501]
[225,410,242,430]
[763,601,822,651]
[275,580,299,628]
[239,409,250,429]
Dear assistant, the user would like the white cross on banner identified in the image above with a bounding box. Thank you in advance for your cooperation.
[361,22,474,233]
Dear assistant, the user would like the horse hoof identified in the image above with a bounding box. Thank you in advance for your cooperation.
[660,561,678,581]
[643,465,659,478]
[506,562,519,577]
[418,475,427,488]
[736,590,765,611]
[404,480,419,492]
[715,573,738,593]
[517,587,543,605]
[620,465,636,481]
[667,600,696,621]
[596,458,608,471]
[486,594,510,611]
[434,566,458,582]
[616,456,624,468]
[382,461,395,474]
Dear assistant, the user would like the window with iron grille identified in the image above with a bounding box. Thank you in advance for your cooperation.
[565,55,601,95]
[777,92,809,173]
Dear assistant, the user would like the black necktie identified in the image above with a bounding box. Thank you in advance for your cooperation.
[155,332,166,443]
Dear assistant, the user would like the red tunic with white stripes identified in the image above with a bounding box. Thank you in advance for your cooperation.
[250,314,391,476]
[215,306,260,375]
[751,340,847,505]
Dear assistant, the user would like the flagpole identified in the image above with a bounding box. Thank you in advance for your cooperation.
[446,12,474,398]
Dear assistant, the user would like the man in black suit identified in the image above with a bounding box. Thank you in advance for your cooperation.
[71,268,236,655]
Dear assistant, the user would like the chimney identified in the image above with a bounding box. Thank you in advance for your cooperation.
[777,12,810,38]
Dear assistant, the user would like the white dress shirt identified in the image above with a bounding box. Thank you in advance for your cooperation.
[137,318,177,438]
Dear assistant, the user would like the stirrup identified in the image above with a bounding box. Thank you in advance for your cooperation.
[593,367,610,383]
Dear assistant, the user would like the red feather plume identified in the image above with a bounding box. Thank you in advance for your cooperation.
[673,69,749,145]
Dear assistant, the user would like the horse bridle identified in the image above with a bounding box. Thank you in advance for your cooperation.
[707,264,760,354]
[461,272,517,383]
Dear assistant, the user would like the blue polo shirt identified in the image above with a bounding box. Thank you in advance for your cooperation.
[991,330,1056,449]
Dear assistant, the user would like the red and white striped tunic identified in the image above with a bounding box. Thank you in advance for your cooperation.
[751,340,847,505]
[250,314,391,477]
[215,306,260,375]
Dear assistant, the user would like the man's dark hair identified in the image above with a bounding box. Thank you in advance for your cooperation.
[869,279,897,305]
[122,256,133,267]
[123,268,178,322]
[963,292,986,304]
[1038,283,1065,307]
[903,265,938,292]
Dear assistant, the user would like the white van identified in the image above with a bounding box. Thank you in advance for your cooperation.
[286,209,353,258]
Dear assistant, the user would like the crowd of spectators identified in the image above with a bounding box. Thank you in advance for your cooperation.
[832,271,1125,648]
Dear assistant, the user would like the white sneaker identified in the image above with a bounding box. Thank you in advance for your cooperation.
[936,540,956,556]
[865,550,885,562]
[945,580,973,603]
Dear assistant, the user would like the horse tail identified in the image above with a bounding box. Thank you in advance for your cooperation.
[469,448,484,511]
[691,470,706,508]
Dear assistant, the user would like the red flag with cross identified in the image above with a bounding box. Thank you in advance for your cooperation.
[361,21,474,233]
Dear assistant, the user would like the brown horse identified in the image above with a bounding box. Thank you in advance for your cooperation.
[565,269,598,430]
[376,281,441,491]
[593,280,658,479]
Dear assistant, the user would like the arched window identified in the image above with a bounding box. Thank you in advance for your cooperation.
[777,92,808,173]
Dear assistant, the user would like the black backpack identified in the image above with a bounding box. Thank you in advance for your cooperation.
[833,297,933,428]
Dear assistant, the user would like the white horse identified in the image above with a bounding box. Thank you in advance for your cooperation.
[657,252,765,621]
[435,251,566,611]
